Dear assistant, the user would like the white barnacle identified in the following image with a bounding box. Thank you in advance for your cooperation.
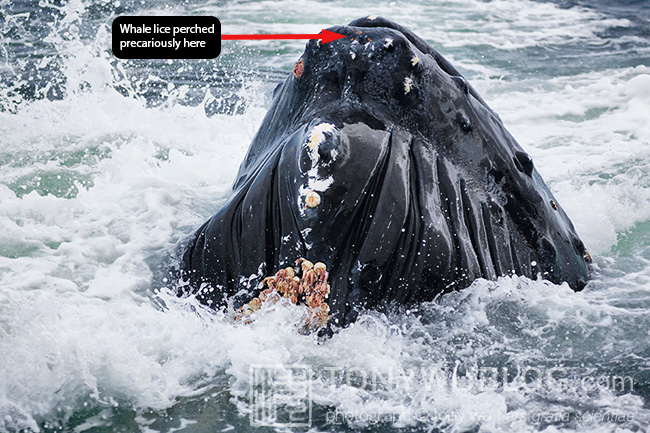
[404,76,414,94]
[305,123,337,167]
[298,124,337,217]
[383,38,393,49]
[305,191,321,208]
[368,15,378,20]
[411,56,420,67]
[307,123,336,153]
[350,51,356,60]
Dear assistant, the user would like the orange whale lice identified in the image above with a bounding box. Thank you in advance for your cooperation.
[293,59,304,77]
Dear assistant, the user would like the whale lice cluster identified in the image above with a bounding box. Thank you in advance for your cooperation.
[293,59,304,78]
[234,258,331,331]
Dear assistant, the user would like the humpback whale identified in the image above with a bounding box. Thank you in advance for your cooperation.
[179,17,591,327]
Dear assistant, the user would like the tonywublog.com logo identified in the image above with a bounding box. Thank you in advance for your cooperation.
[249,363,635,427]
[249,365,312,427]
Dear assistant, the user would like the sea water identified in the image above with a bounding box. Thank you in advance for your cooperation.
[0,0,649,432]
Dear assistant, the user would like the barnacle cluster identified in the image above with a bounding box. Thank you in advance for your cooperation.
[235,258,331,331]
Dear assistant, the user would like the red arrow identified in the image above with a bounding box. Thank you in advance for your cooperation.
[221,29,346,44]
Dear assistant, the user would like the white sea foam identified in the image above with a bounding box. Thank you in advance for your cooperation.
[0,28,266,428]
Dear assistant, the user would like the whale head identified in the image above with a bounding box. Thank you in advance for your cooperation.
[180,17,591,328]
